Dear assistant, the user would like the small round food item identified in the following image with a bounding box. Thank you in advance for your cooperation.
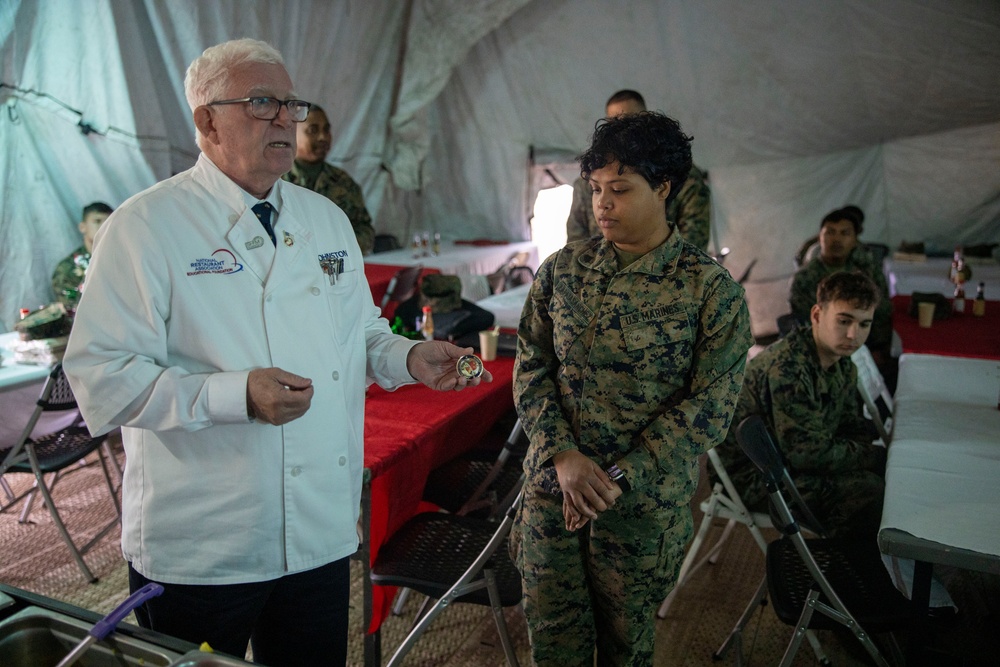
[456,354,484,379]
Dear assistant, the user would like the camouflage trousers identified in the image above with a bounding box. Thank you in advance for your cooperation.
[509,487,691,667]
[798,469,885,538]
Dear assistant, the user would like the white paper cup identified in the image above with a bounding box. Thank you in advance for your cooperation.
[917,302,935,328]
[479,330,499,361]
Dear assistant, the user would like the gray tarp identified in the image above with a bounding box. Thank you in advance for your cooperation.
[2,0,999,334]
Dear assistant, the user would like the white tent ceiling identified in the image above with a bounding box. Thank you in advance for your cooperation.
[2,0,999,335]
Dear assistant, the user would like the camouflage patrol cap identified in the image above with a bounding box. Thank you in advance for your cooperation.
[419,274,462,313]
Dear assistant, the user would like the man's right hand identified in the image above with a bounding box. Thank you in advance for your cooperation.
[247,368,314,425]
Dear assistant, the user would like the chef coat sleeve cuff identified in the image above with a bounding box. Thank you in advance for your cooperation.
[207,370,254,424]
[390,338,423,383]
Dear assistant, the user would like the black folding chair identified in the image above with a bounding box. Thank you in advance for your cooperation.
[716,415,913,666]
[379,264,423,317]
[371,484,524,667]
[373,233,402,253]
[423,417,526,518]
[0,363,121,583]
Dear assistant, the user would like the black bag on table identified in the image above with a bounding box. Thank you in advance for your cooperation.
[394,274,495,341]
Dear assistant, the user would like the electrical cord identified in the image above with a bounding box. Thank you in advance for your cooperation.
[0,82,197,158]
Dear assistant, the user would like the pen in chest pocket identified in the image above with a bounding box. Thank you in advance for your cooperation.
[319,257,344,285]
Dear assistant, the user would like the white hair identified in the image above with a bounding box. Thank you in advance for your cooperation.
[184,38,285,112]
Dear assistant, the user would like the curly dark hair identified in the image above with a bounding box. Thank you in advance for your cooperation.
[579,111,693,209]
[816,271,880,311]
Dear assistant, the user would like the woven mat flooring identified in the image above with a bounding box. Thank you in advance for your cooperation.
[3,450,997,666]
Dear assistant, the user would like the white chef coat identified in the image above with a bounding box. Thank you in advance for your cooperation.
[64,155,419,584]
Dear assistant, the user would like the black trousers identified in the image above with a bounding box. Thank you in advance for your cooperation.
[128,558,350,666]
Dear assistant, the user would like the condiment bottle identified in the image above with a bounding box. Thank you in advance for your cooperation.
[420,305,435,340]
[973,282,986,317]
[953,282,966,314]
[949,246,964,282]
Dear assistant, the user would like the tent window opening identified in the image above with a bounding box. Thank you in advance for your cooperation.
[528,147,580,264]
[530,184,573,265]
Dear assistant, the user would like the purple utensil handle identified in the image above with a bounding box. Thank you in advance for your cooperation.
[90,583,163,640]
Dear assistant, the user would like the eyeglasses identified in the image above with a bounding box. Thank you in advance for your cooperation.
[207,96,310,122]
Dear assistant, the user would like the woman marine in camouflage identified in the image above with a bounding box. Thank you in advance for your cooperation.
[512,112,753,666]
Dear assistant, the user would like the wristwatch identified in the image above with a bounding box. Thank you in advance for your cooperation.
[606,464,630,492]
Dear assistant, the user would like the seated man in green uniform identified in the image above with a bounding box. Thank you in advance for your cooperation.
[282,104,375,254]
[565,89,712,251]
[789,207,893,366]
[718,271,886,538]
[51,201,113,308]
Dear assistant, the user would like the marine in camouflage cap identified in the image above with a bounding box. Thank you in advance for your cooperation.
[789,208,892,354]
[513,110,752,666]
[283,105,375,255]
[717,271,886,538]
[52,202,113,307]
[565,90,712,251]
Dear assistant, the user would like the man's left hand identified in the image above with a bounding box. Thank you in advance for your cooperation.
[406,342,493,391]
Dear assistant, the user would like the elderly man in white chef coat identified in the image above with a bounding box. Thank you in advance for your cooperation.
[63,38,490,666]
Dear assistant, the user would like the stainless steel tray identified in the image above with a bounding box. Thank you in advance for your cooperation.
[0,606,180,667]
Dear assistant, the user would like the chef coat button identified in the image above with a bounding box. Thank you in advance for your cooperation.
[266,295,273,302]
[311,287,320,296]
[332,371,339,381]
[338,456,347,466]
[291,466,302,477]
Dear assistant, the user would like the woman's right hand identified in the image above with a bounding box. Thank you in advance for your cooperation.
[552,449,622,529]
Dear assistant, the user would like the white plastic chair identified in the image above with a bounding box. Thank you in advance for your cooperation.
[658,444,829,665]
[657,448,770,618]
[851,345,894,444]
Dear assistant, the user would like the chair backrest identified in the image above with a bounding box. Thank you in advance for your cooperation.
[504,266,534,291]
[865,242,890,267]
[776,313,801,338]
[373,233,401,253]
[2,364,75,473]
[734,416,826,537]
[458,419,527,517]
[380,264,424,311]
[487,264,535,295]
[850,346,893,443]
[37,363,81,412]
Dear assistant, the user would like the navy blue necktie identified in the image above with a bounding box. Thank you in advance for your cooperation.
[252,202,276,246]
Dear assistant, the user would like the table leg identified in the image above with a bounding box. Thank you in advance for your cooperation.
[904,560,933,662]
[360,469,381,667]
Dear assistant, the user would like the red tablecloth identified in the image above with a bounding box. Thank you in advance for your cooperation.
[363,355,516,632]
[892,295,1000,360]
[363,263,440,319]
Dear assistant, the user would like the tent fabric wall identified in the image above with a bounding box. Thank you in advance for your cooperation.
[2,0,999,334]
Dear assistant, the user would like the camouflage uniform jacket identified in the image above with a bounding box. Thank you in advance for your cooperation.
[715,326,883,507]
[51,245,89,306]
[788,246,893,351]
[515,230,753,503]
[283,161,375,254]
[565,164,712,251]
